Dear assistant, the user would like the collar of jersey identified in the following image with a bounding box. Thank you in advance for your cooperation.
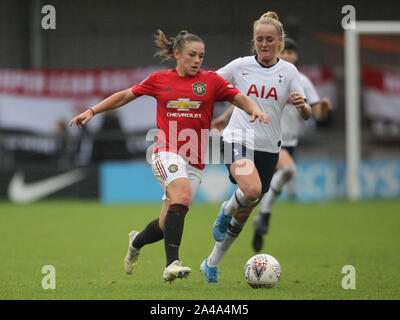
[254,56,280,69]
[172,68,201,78]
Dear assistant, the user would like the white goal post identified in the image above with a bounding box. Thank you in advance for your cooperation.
[344,21,400,201]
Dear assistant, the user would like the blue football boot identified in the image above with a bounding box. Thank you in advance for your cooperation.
[200,258,219,284]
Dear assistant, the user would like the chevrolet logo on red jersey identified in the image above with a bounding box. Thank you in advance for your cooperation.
[167,99,202,111]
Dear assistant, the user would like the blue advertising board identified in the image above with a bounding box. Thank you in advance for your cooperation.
[100,160,400,204]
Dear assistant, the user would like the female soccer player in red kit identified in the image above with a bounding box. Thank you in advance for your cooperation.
[69,30,269,282]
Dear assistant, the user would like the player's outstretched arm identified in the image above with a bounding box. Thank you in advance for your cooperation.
[291,92,312,120]
[232,93,269,124]
[69,89,137,128]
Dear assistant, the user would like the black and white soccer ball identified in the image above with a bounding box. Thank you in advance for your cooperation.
[244,254,281,288]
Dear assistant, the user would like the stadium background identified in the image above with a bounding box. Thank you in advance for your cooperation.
[1,0,399,204]
[0,0,399,301]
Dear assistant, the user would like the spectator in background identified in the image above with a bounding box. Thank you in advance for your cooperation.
[91,110,130,162]
[71,105,93,167]
[53,120,74,170]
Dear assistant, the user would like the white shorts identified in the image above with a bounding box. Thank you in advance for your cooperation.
[151,151,203,205]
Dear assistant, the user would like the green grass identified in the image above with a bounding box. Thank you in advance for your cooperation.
[0,200,399,300]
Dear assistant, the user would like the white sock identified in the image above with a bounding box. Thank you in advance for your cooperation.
[259,165,296,214]
[207,217,245,267]
[258,189,277,214]
[224,188,258,217]
[271,165,296,193]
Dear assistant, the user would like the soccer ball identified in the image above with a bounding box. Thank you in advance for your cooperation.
[244,254,281,288]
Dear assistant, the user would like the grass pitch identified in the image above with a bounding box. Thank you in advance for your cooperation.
[0,200,399,300]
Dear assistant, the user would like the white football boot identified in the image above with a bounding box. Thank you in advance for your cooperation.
[124,230,140,275]
[163,260,191,282]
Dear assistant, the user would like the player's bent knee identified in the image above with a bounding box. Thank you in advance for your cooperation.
[170,194,191,207]
[243,186,261,203]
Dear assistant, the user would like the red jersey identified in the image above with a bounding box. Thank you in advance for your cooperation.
[131,69,239,169]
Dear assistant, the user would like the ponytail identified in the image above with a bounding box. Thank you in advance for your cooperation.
[154,29,204,62]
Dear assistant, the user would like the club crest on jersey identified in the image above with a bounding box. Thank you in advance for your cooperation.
[167,99,202,111]
[168,164,178,173]
[192,82,207,96]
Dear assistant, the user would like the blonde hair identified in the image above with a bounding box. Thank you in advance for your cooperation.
[252,11,286,54]
[154,29,204,62]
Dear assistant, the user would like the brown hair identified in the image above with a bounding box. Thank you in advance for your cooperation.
[154,29,204,62]
[252,11,286,54]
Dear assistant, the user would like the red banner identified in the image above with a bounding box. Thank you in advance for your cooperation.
[0,66,337,136]
[362,66,400,123]
[0,67,163,98]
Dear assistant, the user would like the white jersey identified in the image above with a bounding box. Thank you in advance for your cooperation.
[281,72,321,147]
[217,56,305,153]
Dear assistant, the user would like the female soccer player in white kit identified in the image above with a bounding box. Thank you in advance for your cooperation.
[200,11,312,283]
[252,37,332,252]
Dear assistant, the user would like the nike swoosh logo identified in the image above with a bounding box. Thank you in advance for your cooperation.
[8,169,87,204]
